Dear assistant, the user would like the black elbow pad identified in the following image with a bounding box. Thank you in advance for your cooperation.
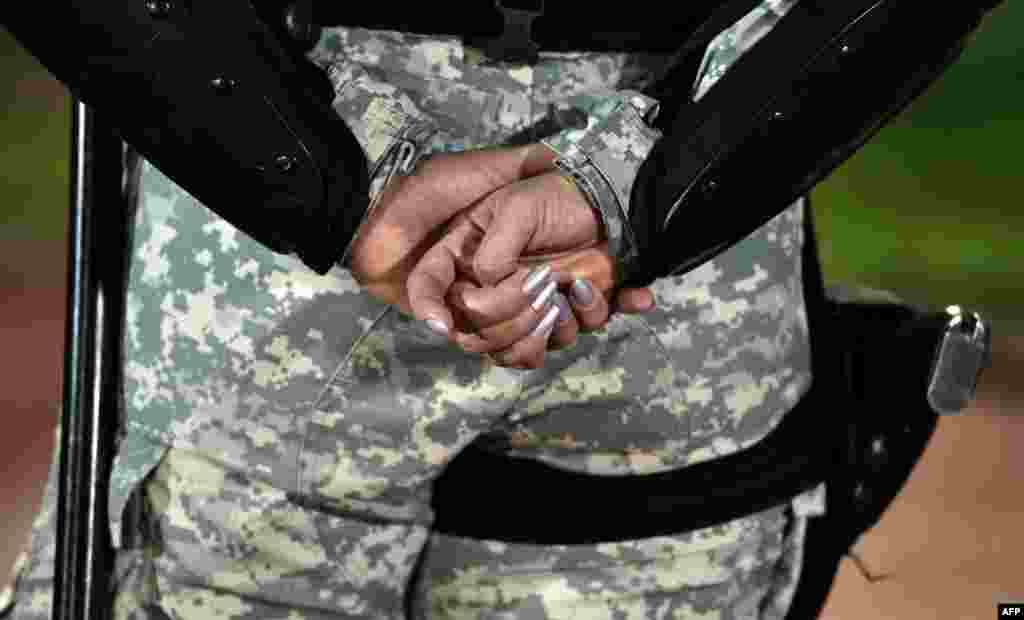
[3,0,371,274]
[628,0,999,286]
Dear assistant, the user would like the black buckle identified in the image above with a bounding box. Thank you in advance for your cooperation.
[473,0,545,64]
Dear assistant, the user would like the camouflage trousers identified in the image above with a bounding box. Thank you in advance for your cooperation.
[3,429,822,620]
[3,20,822,620]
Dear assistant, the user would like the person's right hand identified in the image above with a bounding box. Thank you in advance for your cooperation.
[346,144,555,314]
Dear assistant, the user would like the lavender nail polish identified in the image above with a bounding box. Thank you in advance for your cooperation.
[522,265,552,295]
[570,278,594,307]
[531,280,558,311]
[554,293,571,324]
[530,305,561,339]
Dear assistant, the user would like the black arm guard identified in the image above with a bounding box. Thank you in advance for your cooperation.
[2,0,370,274]
[628,0,1002,286]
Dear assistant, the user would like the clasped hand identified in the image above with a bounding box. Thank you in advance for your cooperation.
[346,143,653,370]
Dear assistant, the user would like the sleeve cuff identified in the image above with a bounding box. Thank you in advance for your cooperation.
[541,91,662,283]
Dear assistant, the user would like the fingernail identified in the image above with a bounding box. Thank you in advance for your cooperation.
[530,305,560,339]
[570,278,594,307]
[425,318,449,336]
[531,280,558,311]
[522,265,553,295]
[554,292,571,324]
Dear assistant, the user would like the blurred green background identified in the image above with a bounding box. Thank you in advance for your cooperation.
[1,5,1021,322]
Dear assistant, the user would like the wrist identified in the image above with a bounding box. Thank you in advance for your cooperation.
[541,91,662,284]
[324,62,438,269]
[340,122,434,270]
[554,162,614,239]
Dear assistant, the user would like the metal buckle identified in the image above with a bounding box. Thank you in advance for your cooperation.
[926,305,993,415]
[473,0,545,64]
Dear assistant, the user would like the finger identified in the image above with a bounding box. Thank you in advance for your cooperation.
[406,221,482,336]
[451,270,561,354]
[487,304,561,370]
[473,173,602,285]
[566,277,611,332]
[613,287,656,314]
[469,183,541,286]
[545,245,615,294]
[546,292,579,352]
[455,264,554,327]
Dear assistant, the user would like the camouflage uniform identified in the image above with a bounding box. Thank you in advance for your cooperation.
[3,1,828,617]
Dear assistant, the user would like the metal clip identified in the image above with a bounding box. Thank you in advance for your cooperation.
[394,139,421,175]
[472,0,545,64]
[338,136,424,269]
[926,305,992,415]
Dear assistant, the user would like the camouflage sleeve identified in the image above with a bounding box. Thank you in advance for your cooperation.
[316,60,439,268]
[542,91,663,284]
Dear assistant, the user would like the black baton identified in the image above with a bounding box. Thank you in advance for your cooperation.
[55,101,127,620]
